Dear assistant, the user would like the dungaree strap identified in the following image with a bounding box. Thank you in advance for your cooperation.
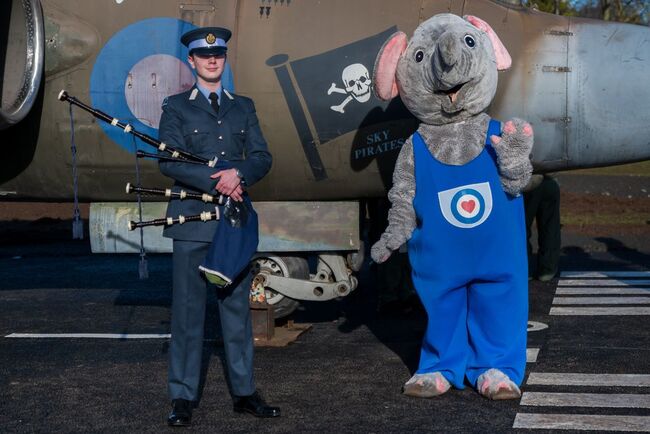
[413,131,426,150]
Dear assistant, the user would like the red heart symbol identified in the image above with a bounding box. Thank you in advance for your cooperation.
[461,200,475,213]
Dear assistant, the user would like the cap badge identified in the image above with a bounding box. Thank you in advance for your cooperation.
[206,33,217,44]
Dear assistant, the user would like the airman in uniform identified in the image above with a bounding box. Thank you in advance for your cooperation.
[158,26,279,427]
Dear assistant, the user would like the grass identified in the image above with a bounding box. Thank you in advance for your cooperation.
[565,160,650,176]
[559,190,650,228]
[561,211,649,226]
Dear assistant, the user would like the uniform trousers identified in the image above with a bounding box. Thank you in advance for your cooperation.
[168,239,256,401]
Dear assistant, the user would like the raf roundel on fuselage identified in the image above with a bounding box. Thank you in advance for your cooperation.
[89,17,234,154]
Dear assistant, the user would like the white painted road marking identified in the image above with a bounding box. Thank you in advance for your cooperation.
[561,271,650,278]
[519,270,650,431]
[5,333,541,366]
[527,321,548,332]
[558,279,650,286]
[550,306,650,315]
[527,373,650,387]
[5,333,171,339]
[556,287,650,295]
[553,296,650,305]
[527,348,539,363]
[7,333,541,363]
[520,392,650,408]
[513,414,650,432]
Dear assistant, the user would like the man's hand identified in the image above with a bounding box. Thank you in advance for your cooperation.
[211,169,244,202]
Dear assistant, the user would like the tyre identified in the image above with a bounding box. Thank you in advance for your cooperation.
[253,255,308,319]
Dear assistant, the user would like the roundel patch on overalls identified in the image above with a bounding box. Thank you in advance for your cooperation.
[89,17,235,154]
[437,182,493,228]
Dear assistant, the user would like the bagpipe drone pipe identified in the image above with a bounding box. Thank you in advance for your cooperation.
[125,174,260,288]
[126,157,258,288]
[58,90,218,167]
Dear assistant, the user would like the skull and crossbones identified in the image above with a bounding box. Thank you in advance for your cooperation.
[327,63,372,113]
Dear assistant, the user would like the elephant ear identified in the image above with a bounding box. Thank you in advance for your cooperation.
[464,15,512,71]
[373,31,408,100]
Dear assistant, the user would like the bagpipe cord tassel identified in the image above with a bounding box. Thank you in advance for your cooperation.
[69,104,83,240]
[133,136,149,280]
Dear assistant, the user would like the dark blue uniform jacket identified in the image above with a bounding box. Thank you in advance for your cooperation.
[158,86,272,242]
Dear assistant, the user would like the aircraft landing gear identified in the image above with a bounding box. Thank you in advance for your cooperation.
[253,253,359,319]
[252,255,308,319]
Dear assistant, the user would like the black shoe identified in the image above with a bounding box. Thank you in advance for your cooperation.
[167,399,192,427]
[233,391,281,418]
[538,268,558,282]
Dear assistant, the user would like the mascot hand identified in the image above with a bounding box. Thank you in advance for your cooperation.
[490,118,533,162]
[371,239,392,264]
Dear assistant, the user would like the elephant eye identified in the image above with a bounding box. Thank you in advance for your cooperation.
[464,35,476,48]
[414,50,424,62]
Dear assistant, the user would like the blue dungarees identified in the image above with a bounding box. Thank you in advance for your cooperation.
[407,120,528,389]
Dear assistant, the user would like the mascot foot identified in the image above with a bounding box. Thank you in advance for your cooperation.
[403,372,451,398]
[476,369,521,400]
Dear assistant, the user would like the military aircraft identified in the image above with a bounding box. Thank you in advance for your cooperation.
[2,0,649,316]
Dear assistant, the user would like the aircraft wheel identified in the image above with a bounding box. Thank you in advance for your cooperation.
[253,255,308,319]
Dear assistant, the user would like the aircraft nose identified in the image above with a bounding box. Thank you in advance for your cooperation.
[567,18,650,166]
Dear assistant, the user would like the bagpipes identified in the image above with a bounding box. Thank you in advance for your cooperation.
[126,210,220,231]
[136,150,209,166]
[59,91,258,287]
[124,182,232,232]
[125,182,223,204]
[58,90,218,167]
[124,178,256,288]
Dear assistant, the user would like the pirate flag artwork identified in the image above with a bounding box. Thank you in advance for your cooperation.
[266,27,417,181]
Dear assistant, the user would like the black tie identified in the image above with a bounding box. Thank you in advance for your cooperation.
[208,92,219,114]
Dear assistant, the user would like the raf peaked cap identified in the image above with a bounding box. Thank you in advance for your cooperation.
[181,27,231,55]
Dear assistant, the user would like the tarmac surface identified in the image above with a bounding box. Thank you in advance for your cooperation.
[1,171,649,433]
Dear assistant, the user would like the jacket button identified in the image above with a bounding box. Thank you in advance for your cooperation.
[217,120,222,125]
[194,129,198,133]
[218,135,223,140]
[221,151,226,156]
